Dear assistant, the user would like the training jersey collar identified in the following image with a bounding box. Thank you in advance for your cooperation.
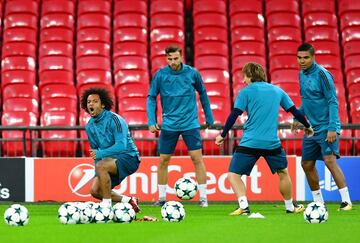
[303,62,317,75]
[93,109,107,123]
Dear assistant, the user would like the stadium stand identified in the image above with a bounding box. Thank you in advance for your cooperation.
[0,0,359,157]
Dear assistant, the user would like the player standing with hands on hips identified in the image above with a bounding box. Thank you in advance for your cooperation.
[292,43,352,211]
[81,88,141,212]
[215,62,313,215]
[147,45,214,207]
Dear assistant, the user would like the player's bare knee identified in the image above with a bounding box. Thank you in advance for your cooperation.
[90,188,102,199]
[95,162,106,174]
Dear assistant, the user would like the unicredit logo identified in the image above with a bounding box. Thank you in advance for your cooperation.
[68,164,95,197]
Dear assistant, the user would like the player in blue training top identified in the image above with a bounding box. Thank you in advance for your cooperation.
[147,45,214,207]
[292,43,352,211]
[215,62,314,215]
[81,88,141,212]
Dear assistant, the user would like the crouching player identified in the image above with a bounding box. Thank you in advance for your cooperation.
[215,62,314,215]
[81,88,141,212]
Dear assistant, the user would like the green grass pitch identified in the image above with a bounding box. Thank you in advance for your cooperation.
[0,202,359,243]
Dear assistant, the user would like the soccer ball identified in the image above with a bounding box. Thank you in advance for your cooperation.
[58,202,81,224]
[76,202,93,224]
[174,177,198,200]
[91,202,114,224]
[113,202,136,223]
[4,204,29,226]
[303,202,328,224]
[161,201,185,222]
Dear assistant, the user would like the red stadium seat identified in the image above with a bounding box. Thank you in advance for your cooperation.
[269,55,298,73]
[40,27,74,44]
[39,56,73,74]
[114,27,147,43]
[2,42,36,58]
[339,129,353,156]
[195,26,228,44]
[1,70,36,87]
[231,27,265,44]
[114,1,147,15]
[270,70,299,84]
[269,40,300,58]
[4,14,38,30]
[195,41,228,58]
[2,83,38,100]
[116,82,149,99]
[113,41,147,58]
[77,13,111,30]
[131,130,157,156]
[201,129,223,155]
[305,27,339,42]
[1,56,36,71]
[232,41,265,57]
[78,0,111,15]
[76,56,110,73]
[204,83,230,98]
[151,56,167,75]
[40,111,78,157]
[150,0,183,16]
[77,70,112,89]
[265,0,299,16]
[338,0,360,16]
[150,27,184,43]
[232,55,266,73]
[232,70,246,85]
[194,13,227,29]
[40,83,77,100]
[268,27,302,44]
[3,27,37,45]
[302,0,335,15]
[229,0,262,15]
[121,110,147,125]
[230,13,264,30]
[199,69,230,84]
[151,13,183,30]
[267,13,301,29]
[39,42,73,58]
[41,97,78,113]
[343,40,360,58]
[41,13,74,30]
[342,26,360,44]
[304,12,338,30]
[340,13,360,31]
[113,56,148,73]
[41,1,75,16]
[195,56,229,71]
[315,55,341,70]
[309,40,341,56]
[344,55,360,74]
[5,1,38,16]
[114,14,147,29]
[1,111,38,156]
[77,28,110,43]
[76,42,110,58]
[208,96,231,113]
[79,109,91,156]
[193,0,226,15]
[114,69,150,86]
[3,97,39,115]
[348,82,360,102]
[39,70,74,88]
[346,69,360,89]
[118,97,147,112]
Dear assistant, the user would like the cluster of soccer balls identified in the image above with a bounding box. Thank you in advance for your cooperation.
[57,201,136,224]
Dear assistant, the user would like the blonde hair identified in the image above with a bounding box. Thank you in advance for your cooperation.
[242,62,267,82]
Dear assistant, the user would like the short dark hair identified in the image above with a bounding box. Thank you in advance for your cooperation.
[80,88,114,113]
[297,43,315,55]
[242,62,267,82]
[165,45,182,55]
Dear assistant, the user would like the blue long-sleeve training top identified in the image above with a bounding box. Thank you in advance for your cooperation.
[299,62,340,133]
[147,64,214,131]
[85,110,139,163]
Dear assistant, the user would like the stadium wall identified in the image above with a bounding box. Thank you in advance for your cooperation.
[0,157,359,202]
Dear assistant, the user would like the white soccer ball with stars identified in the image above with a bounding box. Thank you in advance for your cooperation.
[91,202,114,224]
[4,204,29,226]
[113,202,136,223]
[303,201,328,224]
[174,177,198,200]
[58,202,81,224]
[161,201,185,222]
[76,202,93,224]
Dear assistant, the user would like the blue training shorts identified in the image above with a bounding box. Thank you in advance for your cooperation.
[302,130,340,161]
[229,147,288,175]
[159,128,202,154]
[110,154,140,188]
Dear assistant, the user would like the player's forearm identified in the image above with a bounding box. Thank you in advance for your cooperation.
[199,92,214,124]
[288,106,310,128]
[221,108,243,137]
[146,96,157,125]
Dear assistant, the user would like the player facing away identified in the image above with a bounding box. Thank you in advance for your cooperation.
[292,43,352,211]
[80,88,141,212]
[215,62,314,215]
[147,45,214,207]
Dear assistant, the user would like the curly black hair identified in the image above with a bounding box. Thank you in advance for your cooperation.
[80,88,114,113]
